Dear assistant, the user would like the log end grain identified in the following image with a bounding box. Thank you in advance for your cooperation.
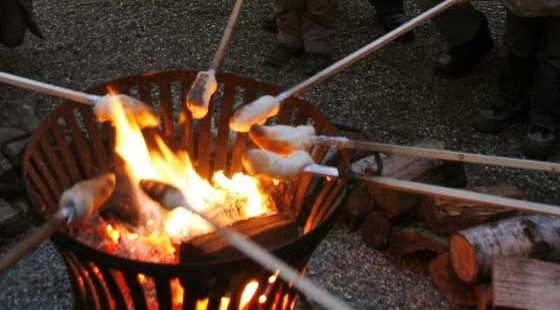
[450,233,479,284]
[428,252,476,306]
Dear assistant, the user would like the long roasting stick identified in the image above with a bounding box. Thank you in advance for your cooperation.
[186,0,245,119]
[209,0,245,71]
[278,0,463,100]
[230,0,465,131]
[140,181,354,310]
[303,164,560,217]
[310,136,560,173]
[0,71,100,105]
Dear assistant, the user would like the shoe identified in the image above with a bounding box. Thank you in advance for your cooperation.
[378,13,414,42]
[473,101,528,134]
[436,14,494,78]
[262,14,278,33]
[522,124,558,159]
[304,53,332,76]
[264,44,304,68]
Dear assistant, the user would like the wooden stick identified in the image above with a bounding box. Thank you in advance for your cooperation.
[180,203,354,310]
[275,0,463,102]
[209,0,245,71]
[0,209,67,273]
[310,136,560,173]
[0,71,100,105]
[139,180,354,310]
[303,164,560,217]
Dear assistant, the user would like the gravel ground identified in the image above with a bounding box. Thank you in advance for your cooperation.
[1,0,559,309]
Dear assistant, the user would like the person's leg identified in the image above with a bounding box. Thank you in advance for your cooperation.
[415,0,494,77]
[522,17,560,159]
[474,12,539,134]
[368,0,413,41]
[302,0,337,75]
[265,0,306,67]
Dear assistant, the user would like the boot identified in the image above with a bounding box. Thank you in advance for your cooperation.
[262,13,278,33]
[377,13,414,42]
[521,62,560,159]
[264,44,304,68]
[436,13,494,78]
[473,53,534,134]
[522,124,558,159]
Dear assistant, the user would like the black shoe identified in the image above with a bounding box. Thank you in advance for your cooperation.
[264,44,304,68]
[304,53,332,76]
[522,124,558,159]
[436,14,494,78]
[262,14,278,33]
[378,13,414,42]
[473,102,528,134]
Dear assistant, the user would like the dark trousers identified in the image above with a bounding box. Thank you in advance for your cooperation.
[503,13,560,128]
[368,0,404,16]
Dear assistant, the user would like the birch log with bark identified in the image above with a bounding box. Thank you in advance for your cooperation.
[450,215,560,284]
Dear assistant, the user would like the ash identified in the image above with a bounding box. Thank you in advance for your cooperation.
[0,0,558,309]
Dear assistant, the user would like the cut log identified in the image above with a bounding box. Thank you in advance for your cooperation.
[428,253,475,307]
[360,210,393,249]
[493,258,560,310]
[418,185,525,234]
[343,184,373,229]
[450,215,560,284]
[366,139,466,218]
[474,285,492,310]
[389,226,448,257]
[180,214,299,262]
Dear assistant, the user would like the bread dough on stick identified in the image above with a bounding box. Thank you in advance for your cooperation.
[229,95,280,132]
[95,94,159,128]
[186,70,218,119]
[59,173,116,222]
[242,149,314,180]
[249,125,315,155]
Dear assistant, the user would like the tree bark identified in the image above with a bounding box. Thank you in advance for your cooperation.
[450,215,560,284]
[418,185,524,234]
[428,253,475,306]
[493,258,560,310]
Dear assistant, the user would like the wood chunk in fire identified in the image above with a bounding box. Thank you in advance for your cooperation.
[492,258,560,310]
[180,214,299,262]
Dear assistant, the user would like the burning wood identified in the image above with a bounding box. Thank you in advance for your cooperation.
[181,214,299,262]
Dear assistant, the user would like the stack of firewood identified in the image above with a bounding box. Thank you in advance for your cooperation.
[346,140,560,309]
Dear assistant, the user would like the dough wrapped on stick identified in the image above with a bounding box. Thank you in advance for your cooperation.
[0,173,116,273]
[229,95,280,132]
[186,70,218,119]
[249,124,316,155]
[242,149,314,180]
[94,94,159,128]
[59,172,117,221]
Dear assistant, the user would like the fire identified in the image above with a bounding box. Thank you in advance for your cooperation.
[69,94,279,310]
[90,93,275,259]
